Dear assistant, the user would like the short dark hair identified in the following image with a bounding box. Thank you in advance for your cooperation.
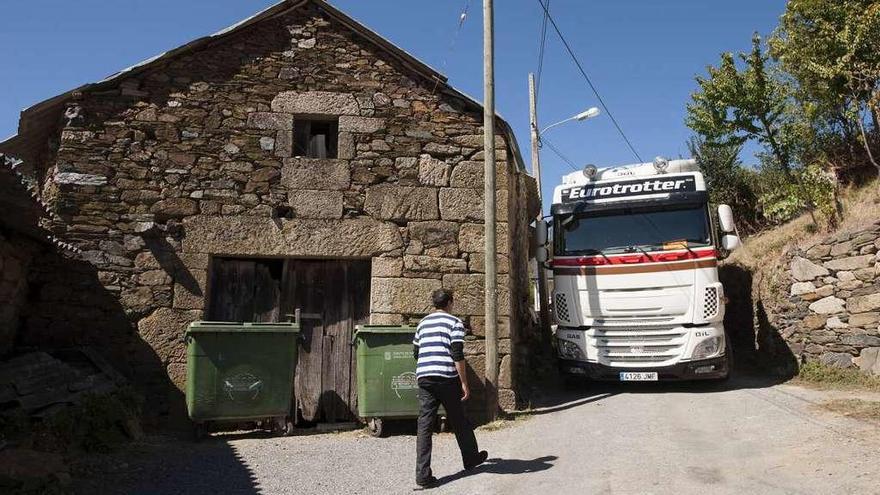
[431,288,453,309]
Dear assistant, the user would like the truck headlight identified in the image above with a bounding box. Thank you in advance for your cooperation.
[692,336,724,360]
[557,339,585,361]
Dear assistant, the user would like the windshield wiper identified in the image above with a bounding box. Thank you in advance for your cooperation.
[628,244,656,261]
[601,244,657,261]
[672,242,697,256]
[680,238,712,256]
[576,249,613,264]
[601,245,634,254]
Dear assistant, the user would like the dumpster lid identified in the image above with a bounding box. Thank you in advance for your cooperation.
[355,324,416,335]
[186,321,301,334]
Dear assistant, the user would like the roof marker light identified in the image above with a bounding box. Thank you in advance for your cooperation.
[653,156,669,173]
[582,164,598,180]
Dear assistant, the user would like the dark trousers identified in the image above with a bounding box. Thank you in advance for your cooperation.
[416,375,479,482]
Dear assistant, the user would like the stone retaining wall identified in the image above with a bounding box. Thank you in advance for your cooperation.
[779,221,880,374]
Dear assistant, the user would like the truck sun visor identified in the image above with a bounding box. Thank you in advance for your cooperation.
[561,175,697,203]
[551,190,708,216]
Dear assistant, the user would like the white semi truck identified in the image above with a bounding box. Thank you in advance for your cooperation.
[536,158,741,382]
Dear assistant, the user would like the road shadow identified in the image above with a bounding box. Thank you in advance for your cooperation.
[520,364,794,413]
[72,435,261,495]
[436,455,558,486]
[513,389,617,415]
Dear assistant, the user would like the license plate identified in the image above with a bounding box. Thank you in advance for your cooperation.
[619,372,658,381]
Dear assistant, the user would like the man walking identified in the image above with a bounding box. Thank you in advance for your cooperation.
[413,288,488,488]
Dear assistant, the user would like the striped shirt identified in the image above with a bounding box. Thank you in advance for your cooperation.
[413,311,466,379]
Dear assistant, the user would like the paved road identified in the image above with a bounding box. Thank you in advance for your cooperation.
[77,377,880,495]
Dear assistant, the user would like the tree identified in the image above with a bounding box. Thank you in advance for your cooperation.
[687,137,762,232]
[771,0,880,176]
[687,34,798,172]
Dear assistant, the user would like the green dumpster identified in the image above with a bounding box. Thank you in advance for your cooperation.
[185,321,300,439]
[354,325,444,437]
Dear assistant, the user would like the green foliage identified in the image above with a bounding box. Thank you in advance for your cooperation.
[801,163,839,219]
[44,388,143,453]
[772,0,880,111]
[756,163,837,225]
[688,137,762,231]
[687,34,798,171]
[757,168,805,224]
[771,0,880,176]
[797,360,880,391]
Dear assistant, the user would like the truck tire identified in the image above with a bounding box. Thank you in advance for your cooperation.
[562,375,585,390]
[710,334,733,384]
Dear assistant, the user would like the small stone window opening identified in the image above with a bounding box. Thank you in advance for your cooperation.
[294,118,338,158]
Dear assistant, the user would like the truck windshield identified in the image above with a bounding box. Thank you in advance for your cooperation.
[558,204,711,255]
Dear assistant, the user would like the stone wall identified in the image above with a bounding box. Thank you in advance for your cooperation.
[18,3,539,420]
[0,232,36,356]
[778,221,880,375]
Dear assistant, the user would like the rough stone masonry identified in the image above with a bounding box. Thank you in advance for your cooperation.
[777,221,880,375]
[0,0,541,424]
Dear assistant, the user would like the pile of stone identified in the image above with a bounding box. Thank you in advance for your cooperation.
[0,349,126,419]
[0,350,136,491]
[782,221,880,374]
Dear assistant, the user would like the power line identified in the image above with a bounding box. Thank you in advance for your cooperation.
[432,0,473,95]
[535,0,644,164]
[535,0,551,100]
[542,137,579,171]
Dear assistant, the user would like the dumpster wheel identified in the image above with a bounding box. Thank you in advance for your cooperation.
[273,417,295,437]
[367,417,385,437]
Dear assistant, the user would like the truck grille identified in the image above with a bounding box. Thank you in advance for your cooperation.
[591,326,687,367]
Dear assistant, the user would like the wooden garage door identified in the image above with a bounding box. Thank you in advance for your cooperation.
[207,258,370,423]
[207,259,283,322]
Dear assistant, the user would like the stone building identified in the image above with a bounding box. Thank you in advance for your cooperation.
[0,0,540,425]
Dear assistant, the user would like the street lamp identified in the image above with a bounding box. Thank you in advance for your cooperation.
[538,107,601,138]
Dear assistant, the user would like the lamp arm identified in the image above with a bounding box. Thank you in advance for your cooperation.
[539,116,576,136]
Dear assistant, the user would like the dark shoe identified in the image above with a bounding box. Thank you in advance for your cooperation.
[416,476,438,488]
[464,450,489,470]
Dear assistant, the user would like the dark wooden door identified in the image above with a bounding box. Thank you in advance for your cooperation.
[280,259,370,423]
[207,258,370,423]
[207,259,282,322]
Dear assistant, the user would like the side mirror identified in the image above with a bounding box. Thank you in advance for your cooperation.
[717,204,736,233]
[721,234,741,251]
[536,220,549,246]
[536,246,549,263]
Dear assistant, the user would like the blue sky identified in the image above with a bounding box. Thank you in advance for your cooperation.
[1,0,786,206]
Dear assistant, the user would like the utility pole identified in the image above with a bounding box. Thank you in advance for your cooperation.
[482,0,498,421]
[528,73,552,347]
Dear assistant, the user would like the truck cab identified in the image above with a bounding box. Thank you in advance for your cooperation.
[538,158,741,382]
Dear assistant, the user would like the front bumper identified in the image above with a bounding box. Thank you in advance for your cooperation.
[559,355,729,381]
